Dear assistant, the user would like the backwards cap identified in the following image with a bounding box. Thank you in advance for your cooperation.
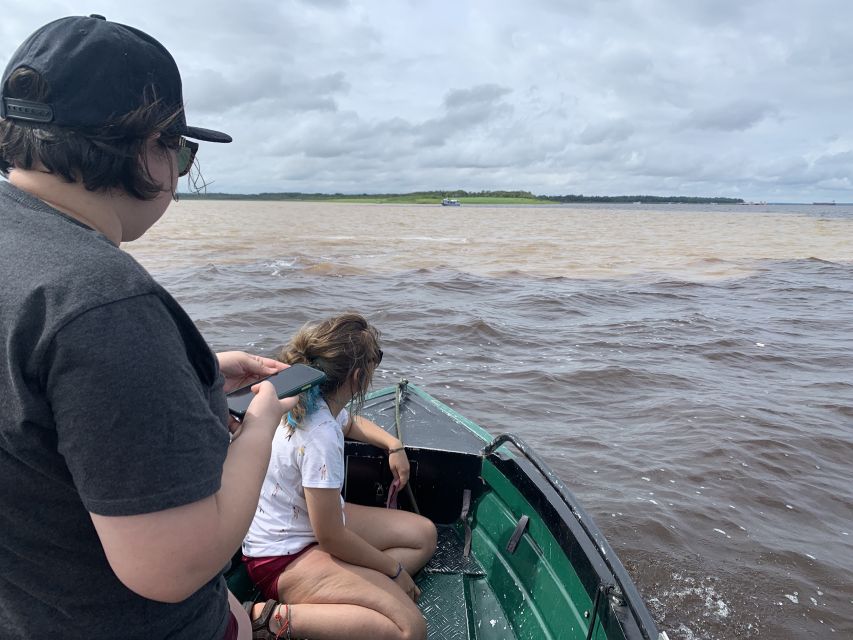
[0,14,231,143]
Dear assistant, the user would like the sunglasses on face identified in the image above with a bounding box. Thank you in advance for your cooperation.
[176,137,198,177]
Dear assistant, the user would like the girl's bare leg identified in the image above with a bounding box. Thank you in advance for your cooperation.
[343,502,437,575]
[252,546,426,640]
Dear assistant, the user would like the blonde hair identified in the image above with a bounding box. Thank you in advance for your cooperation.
[279,313,382,423]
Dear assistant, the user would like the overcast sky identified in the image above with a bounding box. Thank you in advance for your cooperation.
[3,1,853,201]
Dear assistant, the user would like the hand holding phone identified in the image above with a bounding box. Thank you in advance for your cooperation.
[228,380,292,439]
[226,364,326,419]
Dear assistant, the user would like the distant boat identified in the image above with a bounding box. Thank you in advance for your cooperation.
[812,201,836,205]
[441,198,461,206]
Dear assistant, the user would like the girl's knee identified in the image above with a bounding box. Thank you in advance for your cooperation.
[399,612,427,640]
[420,518,438,553]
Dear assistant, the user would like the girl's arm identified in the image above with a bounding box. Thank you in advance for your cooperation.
[304,487,418,597]
[345,415,410,488]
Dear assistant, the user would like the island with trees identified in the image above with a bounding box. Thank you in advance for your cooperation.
[177,189,744,205]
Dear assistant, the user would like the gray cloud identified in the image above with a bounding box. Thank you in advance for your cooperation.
[686,100,779,132]
[443,85,511,109]
[184,69,349,114]
[579,119,634,145]
[298,0,350,9]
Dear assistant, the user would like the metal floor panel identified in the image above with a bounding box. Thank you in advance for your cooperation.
[424,526,486,576]
[416,573,520,640]
[417,526,519,640]
[417,572,470,640]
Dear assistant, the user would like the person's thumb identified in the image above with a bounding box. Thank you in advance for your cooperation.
[252,380,277,399]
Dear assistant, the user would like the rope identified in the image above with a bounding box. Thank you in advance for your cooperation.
[393,379,420,514]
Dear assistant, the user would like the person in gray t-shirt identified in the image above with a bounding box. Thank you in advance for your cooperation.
[0,15,296,640]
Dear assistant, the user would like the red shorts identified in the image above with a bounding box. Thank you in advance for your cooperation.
[221,612,238,640]
[243,544,317,601]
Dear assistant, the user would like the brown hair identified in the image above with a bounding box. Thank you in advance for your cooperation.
[279,313,382,423]
[0,67,183,200]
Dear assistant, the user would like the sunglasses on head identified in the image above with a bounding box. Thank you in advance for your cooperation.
[176,137,198,177]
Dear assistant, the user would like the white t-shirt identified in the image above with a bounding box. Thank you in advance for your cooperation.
[242,402,349,557]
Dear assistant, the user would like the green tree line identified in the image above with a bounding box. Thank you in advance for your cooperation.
[178,189,744,204]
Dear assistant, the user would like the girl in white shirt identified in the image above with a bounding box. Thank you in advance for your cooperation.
[243,313,436,640]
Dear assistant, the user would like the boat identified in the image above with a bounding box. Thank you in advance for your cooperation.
[227,381,666,640]
[441,198,462,206]
[812,201,836,205]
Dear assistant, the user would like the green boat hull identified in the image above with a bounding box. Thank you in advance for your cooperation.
[227,382,664,640]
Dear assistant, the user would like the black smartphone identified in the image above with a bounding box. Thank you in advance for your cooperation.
[226,364,326,419]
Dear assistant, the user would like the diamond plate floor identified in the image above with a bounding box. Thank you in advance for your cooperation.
[418,572,470,640]
[415,526,517,639]
[423,526,486,576]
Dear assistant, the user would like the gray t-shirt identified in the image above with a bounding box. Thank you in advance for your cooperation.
[0,181,231,639]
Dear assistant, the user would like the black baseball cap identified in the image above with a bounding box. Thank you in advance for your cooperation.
[0,15,231,143]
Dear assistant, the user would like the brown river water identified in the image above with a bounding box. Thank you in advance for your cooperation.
[126,200,853,639]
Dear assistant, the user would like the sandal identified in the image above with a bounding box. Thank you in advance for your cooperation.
[242,599,291,639]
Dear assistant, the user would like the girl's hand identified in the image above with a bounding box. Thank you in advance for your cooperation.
[216,351,286,393]
[388,447,410,489]
[393,566,420,603]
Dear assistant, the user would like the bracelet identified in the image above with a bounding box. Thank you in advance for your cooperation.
[273,603,291,640]
[388,446,405,455]
[390,561,403,580]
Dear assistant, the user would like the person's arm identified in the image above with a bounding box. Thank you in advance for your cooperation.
[346,415,410,488]
[48,296,295,603]
[304,487,418,600]
[90,382,292,603]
